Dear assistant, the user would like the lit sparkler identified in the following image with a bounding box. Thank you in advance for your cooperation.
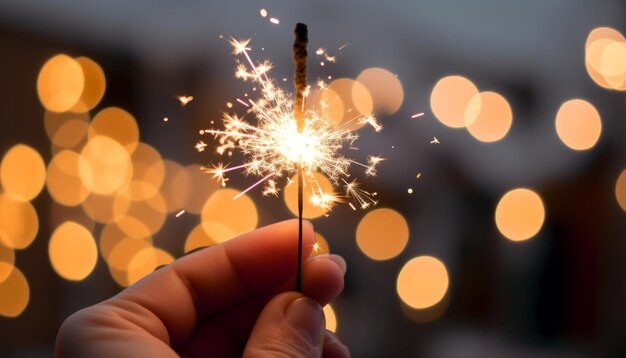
[201,24,383,290]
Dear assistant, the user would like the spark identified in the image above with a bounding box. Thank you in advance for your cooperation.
[411,112,424,119]
[407,188,413,194]
[195,141,207,152]
[416,172,422,179]
[175,210,185,217]
[177,95,194,106]
[316,48,325,55]
[260,8,268,17]
[270,17,280,24]
[312,242,321,252]
[204,37,382,211]
[338,43,349,51]
[430,137,440,144]
[163,117,169,122]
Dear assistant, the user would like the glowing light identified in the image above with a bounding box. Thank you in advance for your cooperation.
[260,8,268,17]
[270,17,280,24]
[201,189,258,243]
[203,39,381,209]
[182,164,220,215]
[0,144,46,201]
[555,99,602,151]
[161,160,191,213]
[115,192,167,238]
[411,112,424,119]
[37,54,84,113]
[323,304,337,332]
[430,75,479,128]
[0,144,46,200]
[184,224,216,253]
[284,172,336,219]
[177,95,194,106]
[430,137,440,144]
[82,193,127,224]
[49,221,98,281]
[356,67,404,114]
[126,247,174,285]
[464,91,513,142]
[0,193,39,250]
[44,111,90,150]
[79,136,133,195]
[125,142,165,201]
[311,232,330,256]
[0,267,29,317]
[46,150,90,206]
[71,57,106,113]
[0,244,15,284]
[585,27,626,90]
[397,256,449,309]
[89,107,139,154]
[615,169,626,213]
[176,210,185,218]
[356,208,409,260]
[495,188,545,242]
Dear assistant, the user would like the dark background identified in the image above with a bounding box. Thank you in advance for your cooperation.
[1,1,625,357]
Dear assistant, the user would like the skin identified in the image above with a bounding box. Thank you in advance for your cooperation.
[56,219,350,357]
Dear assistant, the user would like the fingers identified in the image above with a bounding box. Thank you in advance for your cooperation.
[243,292,325,357]
[323,331,350,358]
[176,253,345,356]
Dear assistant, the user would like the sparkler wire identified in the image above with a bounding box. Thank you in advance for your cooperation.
[293,23,308,292]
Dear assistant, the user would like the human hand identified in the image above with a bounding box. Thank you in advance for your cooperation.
[55,220,349,357]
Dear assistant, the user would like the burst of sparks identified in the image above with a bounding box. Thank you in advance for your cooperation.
[202,37,383,211]
[177,95,194,106]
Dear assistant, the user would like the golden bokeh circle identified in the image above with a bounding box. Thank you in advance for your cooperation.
[79,135,133,195]
[37,54,85,113]
[326,78,372,130]
[356,208,409,260]
[311,232,330,256]
[0,144,47,201]
[0,266,29,317]
[0,244,15,284]
[89,107,139,154]
[201,189,258,243]
[284,172,335,219]
[495,188,545,242]
[323,304,337,333]
[356,67,404,114]
[184,224,217,253]
[126,247,174,285]
[126,143,165,201]
[70,57,106,113]
[49,221,98,281]
[555,99,602,151]
[183,165,220,215]
[397,256,449,309]
[615,169,626,213]
[430,75,479,128]
[465,91,513,142]
[0,193,39,250]
[162,160,191,213]
[46,150,91,206]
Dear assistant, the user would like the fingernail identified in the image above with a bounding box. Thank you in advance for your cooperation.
[309,254,347,275]
[285,297,324,346]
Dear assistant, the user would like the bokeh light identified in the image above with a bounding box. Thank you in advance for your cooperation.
[585,27,626,90]
[82,193,127,224]
[356,208,409,260]
[115,192,166,237]
[46,150,90,206]
[125,143,165,201]
[183,164,220,214]
[555,99,602,151]
[326,78,372,130]
[284,172,335,219]
[37,54,84,113]
[616,169,626,213]
[126,247,174,285]
[0,243,15,284]
[107,236,153,286]
[0,144,46,201]
[44,111,90,151]
[201,189,258,243]
[356,67,404,115]
[495,188,545,242]
[70,57,106,113]
[397,256,449,309]
[48,221,98,281]
[323,304,337,332]
[79,135,133,195]
[430,75,479,128]
[184,224,216,253]
[89,107,140,154]
[311,232,330,256]
[161,160,191,213]
[0,193,39,250]
[0,267,29,318]
[464,91,513,142]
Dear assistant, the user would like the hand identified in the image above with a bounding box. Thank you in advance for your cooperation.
[55,220,349,357]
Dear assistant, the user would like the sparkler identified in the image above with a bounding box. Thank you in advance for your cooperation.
[201,24,384,291]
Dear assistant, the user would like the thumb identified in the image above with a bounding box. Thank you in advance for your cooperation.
[244,292,325,358]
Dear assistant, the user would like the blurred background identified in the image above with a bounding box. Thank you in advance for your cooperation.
[1,0,626,357]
